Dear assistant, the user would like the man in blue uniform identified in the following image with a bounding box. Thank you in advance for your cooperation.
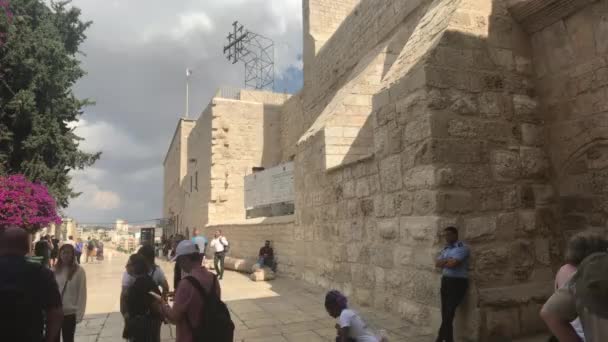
[191,229,208,263]
[435,226,470,342]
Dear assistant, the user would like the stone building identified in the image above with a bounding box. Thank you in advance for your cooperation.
[163,0,608,340]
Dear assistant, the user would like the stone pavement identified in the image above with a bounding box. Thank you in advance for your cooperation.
[75,249,434,342]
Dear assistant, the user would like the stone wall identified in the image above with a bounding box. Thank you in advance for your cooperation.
[291,0,461,337]
[530,0,608,238]
[178,94,287,231]
[283,0,577,339]
[206,98,283,224]
[162,0,608,340]
[202,216,297,276]
[163,118,195,231]
[303,0,360,89]
[182,105,213,231]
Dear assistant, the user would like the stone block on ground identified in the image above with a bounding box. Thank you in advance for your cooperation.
[224,256,256,273]
[250,266,276,282]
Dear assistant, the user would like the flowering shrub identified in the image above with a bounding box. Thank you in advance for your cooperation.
[0,0,12,48]
[0,174,62,232]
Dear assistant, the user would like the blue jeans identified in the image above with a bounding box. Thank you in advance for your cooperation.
[257,256,276,271]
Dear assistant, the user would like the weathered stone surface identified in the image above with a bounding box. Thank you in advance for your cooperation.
[399,216,441,243]
[464,215,497,241]
[491,150,521,181]
[478,282,553,307]
[520,147,549,178]
[250,265,276,281]
[378,218,399,240]
[379,155,402,192]
[163,1,608,339]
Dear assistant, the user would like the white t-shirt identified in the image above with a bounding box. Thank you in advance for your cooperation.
[210,237,228,253]
[338,309,379,342]
[121,265,167,289]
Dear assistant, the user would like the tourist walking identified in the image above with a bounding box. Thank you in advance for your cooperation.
[324,290,381,342]
[210,230,228,280]
[50,235,59,266]
[74,238,83,264]
[434,226,470,342]
[122,253,162,342]
[96,240,104,262]
[0,226,63,342]
[86,237,95,263]
[191,228,208,263]
[153,240,233,342]
[541,252,608,342]
[53,244,87,342]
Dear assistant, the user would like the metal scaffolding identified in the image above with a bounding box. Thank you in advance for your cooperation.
[223,21,274,90]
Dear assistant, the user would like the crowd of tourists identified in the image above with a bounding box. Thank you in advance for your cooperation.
[2,221,607,342]
[120,236,234,342]
[0,226,87,342]
[33,234,104,267]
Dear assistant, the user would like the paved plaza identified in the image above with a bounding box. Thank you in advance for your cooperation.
[75,249,434,342]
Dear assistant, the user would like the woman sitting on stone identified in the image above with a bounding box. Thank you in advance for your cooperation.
[325,290,384,342]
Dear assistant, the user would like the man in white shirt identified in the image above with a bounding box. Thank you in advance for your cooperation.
[209,230,228,280]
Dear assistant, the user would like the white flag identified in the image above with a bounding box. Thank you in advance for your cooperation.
[186,69,193,77]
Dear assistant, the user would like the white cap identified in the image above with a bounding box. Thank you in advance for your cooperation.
[171,240,198,261]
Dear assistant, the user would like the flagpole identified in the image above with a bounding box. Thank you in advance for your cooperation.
[185,69,190,118]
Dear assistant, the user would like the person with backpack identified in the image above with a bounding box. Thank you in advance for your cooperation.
[122,245,169,297]
[123,253,162,342]
[0,225,63,342]
[153,240,234,342]
[53,244,87,342]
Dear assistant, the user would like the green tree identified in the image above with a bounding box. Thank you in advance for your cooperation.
[0,0,100,208]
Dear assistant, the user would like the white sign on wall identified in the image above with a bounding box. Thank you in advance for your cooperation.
[244,162,294,208]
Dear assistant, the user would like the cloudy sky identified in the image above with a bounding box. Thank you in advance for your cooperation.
[65,0,303,225]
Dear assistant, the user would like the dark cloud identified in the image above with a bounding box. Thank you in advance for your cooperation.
[66,0,303,224]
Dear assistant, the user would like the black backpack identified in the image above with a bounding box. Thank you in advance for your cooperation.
[184,275,234,342]
[0,258,46,341]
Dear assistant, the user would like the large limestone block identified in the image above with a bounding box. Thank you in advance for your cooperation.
[250,265,275,282]
[223,257,256,273]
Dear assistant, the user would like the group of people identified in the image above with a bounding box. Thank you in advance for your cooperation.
[120,238,233,342]
[33,235,103,267]
[433,226,608,342]
[164,229,230,282]
[0,226,87,342]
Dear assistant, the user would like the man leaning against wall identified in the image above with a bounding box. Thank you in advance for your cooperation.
[434,226,470,342]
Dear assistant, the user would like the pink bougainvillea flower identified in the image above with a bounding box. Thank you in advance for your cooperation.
[0,175,62,232]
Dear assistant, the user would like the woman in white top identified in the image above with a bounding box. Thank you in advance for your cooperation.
[325,290,381,342]
[53,244,87,342]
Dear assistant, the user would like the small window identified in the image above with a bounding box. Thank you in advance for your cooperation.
[190,176,193,192]
[195,171,198,190]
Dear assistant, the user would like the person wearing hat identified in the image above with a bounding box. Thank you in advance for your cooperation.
[541,252,608,342]
[154,240,221,342]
